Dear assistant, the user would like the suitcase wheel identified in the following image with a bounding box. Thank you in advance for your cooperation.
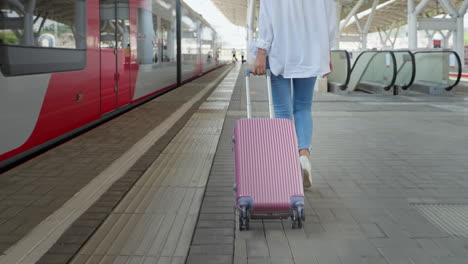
[292,207,305,229]
[239,207,251,231]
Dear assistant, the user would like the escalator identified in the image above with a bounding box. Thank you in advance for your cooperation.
[327,50,351,92]
[352,51,397,94]
[328,50,398,95]
[405,50,461,95]
[328,49,462,96]
[392,50,416,94]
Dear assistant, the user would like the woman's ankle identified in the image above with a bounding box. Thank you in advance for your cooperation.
[299,149,310,157]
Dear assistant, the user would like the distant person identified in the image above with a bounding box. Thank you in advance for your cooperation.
[232,48,238,62]
[216,47,221,63]
[207,50,212,62]
[253,0,336,188]
[241,50,245,63]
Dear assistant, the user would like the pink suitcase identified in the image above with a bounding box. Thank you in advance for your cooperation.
[233,69,305,230]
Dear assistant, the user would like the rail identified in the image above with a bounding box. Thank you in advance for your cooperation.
[327,49,463,95]
[393,50,416,91]
[411,50,461,92]
[347,50,397,93]
[328,50,351,91]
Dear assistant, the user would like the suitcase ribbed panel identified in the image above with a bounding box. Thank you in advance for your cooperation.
[234,118,304,215]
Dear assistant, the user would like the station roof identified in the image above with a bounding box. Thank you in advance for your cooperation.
[211,0,394,29]
[343,0,465,34]
[211,0,252,28]
[212,0,465,34]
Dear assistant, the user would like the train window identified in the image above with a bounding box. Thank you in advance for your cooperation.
[137,5,176,65]
[100,0,130,49]
[0,0,87,76]
[137,8,157,64]
[159,19,172,62]
[181,9,198,66]
[0,0,86,49]
[201,26,215,64]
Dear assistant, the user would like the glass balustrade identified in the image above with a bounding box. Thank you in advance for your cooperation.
[328,50,351,91]
[393,50,415,91]
[411,51,461,92]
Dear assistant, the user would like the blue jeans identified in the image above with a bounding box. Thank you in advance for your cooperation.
[270,73,316,151]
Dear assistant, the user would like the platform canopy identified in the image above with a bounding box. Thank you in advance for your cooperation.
[212,0,465,33]
[211,0,252,28]
[212,0,468,60]
[211,0,394,29]
[343,0,466,34]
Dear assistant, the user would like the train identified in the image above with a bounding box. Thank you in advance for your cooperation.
[0,0,224,170]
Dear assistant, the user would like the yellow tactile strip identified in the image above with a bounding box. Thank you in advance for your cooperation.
[70,66,240,264]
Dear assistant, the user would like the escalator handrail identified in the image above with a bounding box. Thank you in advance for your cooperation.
[348,51,379,91]
[350,50,377,72]
[350,50,397,91]
[329,50,351,90]
[386,51,398,91]
[393,50,416,91]
[413,50,462,91]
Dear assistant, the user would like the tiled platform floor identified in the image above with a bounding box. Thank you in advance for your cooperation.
[0,65,232,264]
[188,65,468,264]
[3,63,468,264]
[68,66,241,263]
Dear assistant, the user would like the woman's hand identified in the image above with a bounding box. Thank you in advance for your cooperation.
[323,62,333,77]
[253,49,267,75]
[323,51,333,77]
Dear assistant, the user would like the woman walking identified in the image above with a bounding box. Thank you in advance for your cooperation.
[253,0,336,188]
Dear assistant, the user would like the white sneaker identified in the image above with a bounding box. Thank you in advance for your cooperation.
[300,156,312,188]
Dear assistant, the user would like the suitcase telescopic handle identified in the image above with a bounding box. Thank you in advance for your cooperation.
[244,69,274,119]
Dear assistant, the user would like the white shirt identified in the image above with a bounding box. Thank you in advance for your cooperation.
[255,0,337,78]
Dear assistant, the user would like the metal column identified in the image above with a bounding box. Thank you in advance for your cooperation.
[456,1,468,64]
[176,0,181,85]
[246,0,256,61]
[408,0,417,49]
[340,0,365,31]
[362,0,379,50]
[334,0,342,49]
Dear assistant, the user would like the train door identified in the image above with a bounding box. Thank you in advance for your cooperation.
[100,0,131,114]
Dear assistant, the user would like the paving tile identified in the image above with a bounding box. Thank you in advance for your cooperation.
[197,220,235,229]
[416,239,453,257]
[315,255,343,264]
[246,257,272,264]
[186,254,232,264]
[192,232,234,245]
[358,223,388,239]
[36,254,73,264]
[246,239,270,258]
[48,243,83,254]
[0,206,25,219]
[0,243,11,254]
[431,256,468,264]
[338,255,387,264]
[370,238,422,249]
[264,222,293,259]
[189,245,234,255]
[432,238,468,257]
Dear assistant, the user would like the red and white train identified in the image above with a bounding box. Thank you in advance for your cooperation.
[0,0,224,170]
